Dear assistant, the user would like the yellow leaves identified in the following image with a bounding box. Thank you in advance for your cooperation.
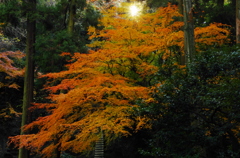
[88,26,99,40]
[145,4,182,28]
[0,103,20,120]
[0,82,21,89]
[145,98,155,103]
[88,4,188,66]
[135,116,152,131]
[0,82,4,88]
[89,4,230,68]
[137,62,158,78]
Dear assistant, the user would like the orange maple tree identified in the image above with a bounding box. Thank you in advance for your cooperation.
[9,52,151,157]
[9,4,230,157]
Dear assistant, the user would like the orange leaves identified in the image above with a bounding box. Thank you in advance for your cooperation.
[17,46,152,156]
[9,4,232,157]
[0,103,20,121]
[0,51,24,77]
[88,4,185,65]
[8,83,20,89]
[13,74,150,155]
[137,62,158,78]
[195,23,231,48]
[89,4,230,67]
[0,51,25,89]
[148,4,182,28]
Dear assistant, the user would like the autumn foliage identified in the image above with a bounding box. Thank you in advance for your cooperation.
[8,4,230,157]
[9,52,151,157]
[0,51,24,89]
[0,51,24,136]
[0,26,25,126]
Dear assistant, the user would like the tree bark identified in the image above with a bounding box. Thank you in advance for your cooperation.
[177,0,186,65]
[18,0,36,157]
[236,0,240,43]
[183,0,195,66]
[67,0,76,35]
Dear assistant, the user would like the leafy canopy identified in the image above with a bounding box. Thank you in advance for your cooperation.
[9,4,231,157]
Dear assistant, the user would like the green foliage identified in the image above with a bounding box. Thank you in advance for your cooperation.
[0,0,21,26]
[35,3,101,73]
[194,1,235,27]
[35,30,86,73]
[138,46,240,157]
[81,4,101,29]
[36,4,65,33]
[146,0,178,8]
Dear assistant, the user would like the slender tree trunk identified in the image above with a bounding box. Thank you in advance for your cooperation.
[183,0,195,66]
[177,0,185,65]
[236,0,240,43]
[18,0,36,157]
[67,0,76,35]
[94,129,104,158]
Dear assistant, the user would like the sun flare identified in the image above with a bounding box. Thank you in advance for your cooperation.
[129,4,139,16]
[129,4,142,17]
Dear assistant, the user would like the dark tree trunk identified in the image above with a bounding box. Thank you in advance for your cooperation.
[18,0,36,157]
[67,0,76,35]
[177,0,186,65]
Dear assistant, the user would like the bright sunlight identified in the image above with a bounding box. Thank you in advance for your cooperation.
[129,4,141,17]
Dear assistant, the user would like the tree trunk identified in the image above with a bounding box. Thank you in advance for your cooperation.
[18,0,36,157]
[67,0,76,35]
[236,0,240,43]
[177,0,185,65]
[183,0,195,66]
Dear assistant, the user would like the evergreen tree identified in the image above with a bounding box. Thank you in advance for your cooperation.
[139,47,240,157]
